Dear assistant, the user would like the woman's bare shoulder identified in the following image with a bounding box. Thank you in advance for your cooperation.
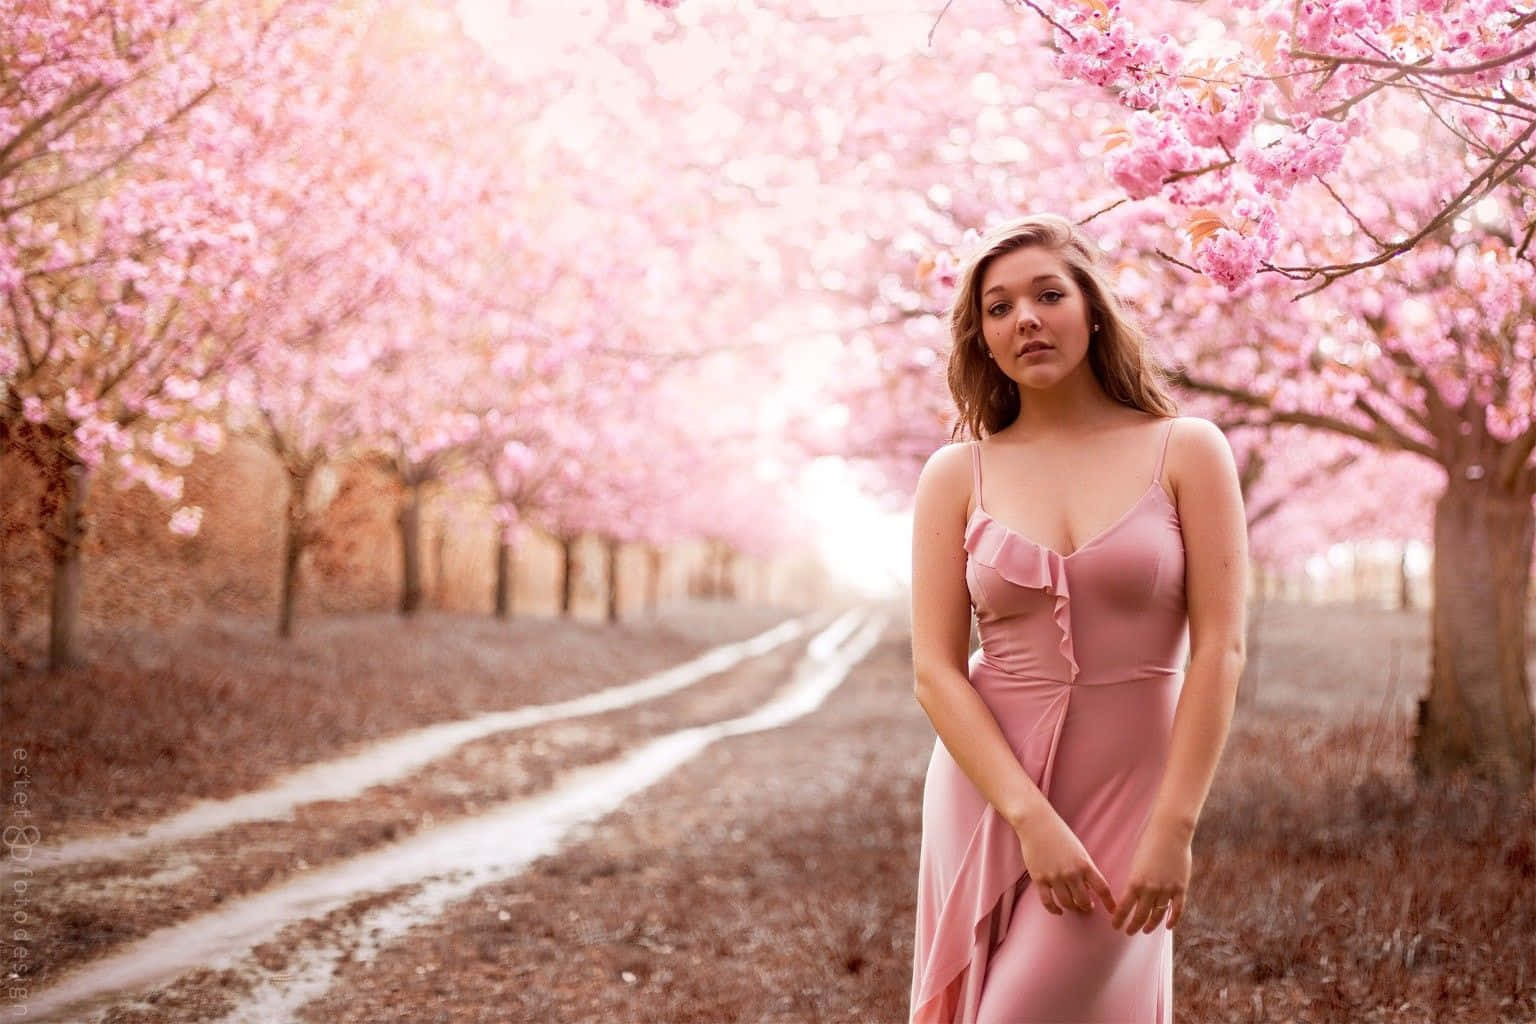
[1163,416,1236,499]
[1165,415,1230,454]
[913,441,975,513]
[918,439,973,481]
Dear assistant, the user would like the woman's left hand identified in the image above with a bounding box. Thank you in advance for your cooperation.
[1110,823,1191,934]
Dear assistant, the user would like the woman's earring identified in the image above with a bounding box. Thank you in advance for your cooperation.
[1092,323,1100,332]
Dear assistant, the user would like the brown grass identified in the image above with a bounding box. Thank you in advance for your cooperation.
[22,619,824,988]
[287,601,1535,1024]
[2,601,797,835]
[13,600,1535,1023]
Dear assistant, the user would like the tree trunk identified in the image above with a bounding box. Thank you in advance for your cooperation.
[278,466,314,639]
[47,462,91,670]
[718,543,736,600]
[1399,544,1413,612]
[605,537,620,623]
[646,545,663,613]
[0,455,17,678]
[1414,477,1535,791]
[559,536,577,616]
[431,520,448,608]
[1240,581,1266,709]
[493,536,514,620]
[397,483,424,616]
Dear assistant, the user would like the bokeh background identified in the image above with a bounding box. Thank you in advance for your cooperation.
[3,1,1534,1021]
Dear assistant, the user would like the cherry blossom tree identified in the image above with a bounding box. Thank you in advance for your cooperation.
[652,0,1534,786]
[886,0,1535,788]
[974,0,1536,292]
[1,0,346,667]
[228,0,548,635]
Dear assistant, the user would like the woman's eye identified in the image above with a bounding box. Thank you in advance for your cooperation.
[988,293,1060,316]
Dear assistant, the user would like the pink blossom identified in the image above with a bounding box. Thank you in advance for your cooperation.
[1108,112,1201,199]
[64,388,94,422]
[148,429,195,467]
[1195,227,1268,290]
[0,242,20,293]
[144,467,185,503]
[1237,119,1353,193]
[188,418,225,452]
[163,375,200,401]
[168,506,204,537]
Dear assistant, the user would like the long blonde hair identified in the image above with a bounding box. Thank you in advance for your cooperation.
[947,213,1180,440]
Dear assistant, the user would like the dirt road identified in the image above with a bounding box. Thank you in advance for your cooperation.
[9,599,1534,1023]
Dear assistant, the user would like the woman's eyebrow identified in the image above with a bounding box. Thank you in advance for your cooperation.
[982,275,1064,297]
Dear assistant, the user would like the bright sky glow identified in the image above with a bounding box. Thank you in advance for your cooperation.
[800,457,911,597]
[453,0,930,594]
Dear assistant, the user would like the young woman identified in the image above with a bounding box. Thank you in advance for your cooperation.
[907,213,1249,1023]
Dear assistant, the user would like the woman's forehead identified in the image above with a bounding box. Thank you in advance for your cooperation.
[981,247,1071,291]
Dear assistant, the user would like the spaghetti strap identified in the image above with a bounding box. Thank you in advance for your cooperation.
[913,421,1188,1024]
[1153,417,1176,483]
[970,441,985,514]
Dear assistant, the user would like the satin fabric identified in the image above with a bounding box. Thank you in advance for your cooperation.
[910,418,1189,1024]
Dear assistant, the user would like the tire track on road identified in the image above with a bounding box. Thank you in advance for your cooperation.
[25,613,817,872]
[20,609,882,1023]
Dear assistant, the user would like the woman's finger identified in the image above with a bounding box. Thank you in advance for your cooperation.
[1121,892,1153,934]
[1087,871,1117,916]
[1167,893,1185,929]
[1111,886,1143,930]
[1040,885,1063,916]
[1063,876,1094,913]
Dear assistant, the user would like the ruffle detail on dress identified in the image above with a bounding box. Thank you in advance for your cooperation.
[909,684,1075,1023]
[963,513,1080,684]
[909,804,1025,1023]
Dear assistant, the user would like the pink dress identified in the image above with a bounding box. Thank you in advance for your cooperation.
[910,418,1189,1023]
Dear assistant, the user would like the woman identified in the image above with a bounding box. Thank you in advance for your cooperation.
[908,213,1248,1023]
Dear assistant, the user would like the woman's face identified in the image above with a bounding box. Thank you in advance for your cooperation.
[977,246,1094,390]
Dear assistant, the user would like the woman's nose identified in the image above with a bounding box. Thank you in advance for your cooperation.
[1016,306,1040,330]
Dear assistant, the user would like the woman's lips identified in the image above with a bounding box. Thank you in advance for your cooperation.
[1018,341,1052,356]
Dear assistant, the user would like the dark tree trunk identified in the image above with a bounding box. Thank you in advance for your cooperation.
[605,537,620,623]
[0,447,18,678]
[646,545,663,613]
[1399,544,1413,611]
[1239,580,1265,709]
[277,466,314,639]
[397,483,424,616]
[1414,476,1535,790]
[493,536,513,620]
[431,520,448,608]
[47,462,91,670]
[559,536,577,616]
[718,543,736,600]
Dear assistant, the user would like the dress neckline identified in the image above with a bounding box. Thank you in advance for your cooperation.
[967,481,1175,562]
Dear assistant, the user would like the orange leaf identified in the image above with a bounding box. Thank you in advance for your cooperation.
[1254,30,1280,65]
[1183,209,1228,248]
[1077,0,1111,24]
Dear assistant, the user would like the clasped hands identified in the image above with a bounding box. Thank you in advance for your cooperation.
[1013,810,1190,935]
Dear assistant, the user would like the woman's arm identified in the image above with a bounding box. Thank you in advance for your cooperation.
[1113,416,1249,933]
[910,443,1053,830]
[1149,416,1249,837]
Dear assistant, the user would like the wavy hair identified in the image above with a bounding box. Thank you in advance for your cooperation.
[946,213,1180,441]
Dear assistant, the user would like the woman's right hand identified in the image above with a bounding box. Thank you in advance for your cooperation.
[1013,810,1118,917]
